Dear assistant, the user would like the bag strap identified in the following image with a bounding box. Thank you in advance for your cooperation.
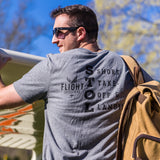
[116,55,145,160]
[116,86,141,160]
[121,55,145,86]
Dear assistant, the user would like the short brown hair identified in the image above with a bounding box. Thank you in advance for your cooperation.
[50,5,98,40]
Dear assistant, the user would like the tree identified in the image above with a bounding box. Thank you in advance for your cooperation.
[93,0,160,80]
[0,0,47,53]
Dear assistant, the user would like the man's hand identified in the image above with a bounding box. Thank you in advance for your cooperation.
[0,53,12,70]
[0,51,12,88]
[0,52,26,108]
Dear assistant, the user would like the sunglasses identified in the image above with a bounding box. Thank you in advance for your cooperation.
[53,27,79,39]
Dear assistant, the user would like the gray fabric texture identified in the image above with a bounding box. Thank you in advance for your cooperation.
[13,48,152,160]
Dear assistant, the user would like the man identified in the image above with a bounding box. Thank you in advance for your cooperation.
[0,5,152,160]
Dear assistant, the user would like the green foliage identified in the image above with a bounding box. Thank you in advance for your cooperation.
[94,0,160,80]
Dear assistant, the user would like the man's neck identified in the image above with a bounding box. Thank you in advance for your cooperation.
[80,41,102,52]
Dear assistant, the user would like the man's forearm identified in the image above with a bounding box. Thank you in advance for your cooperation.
[0,84,26,109]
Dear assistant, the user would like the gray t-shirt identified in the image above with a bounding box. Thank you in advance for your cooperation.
[13,48,152,160]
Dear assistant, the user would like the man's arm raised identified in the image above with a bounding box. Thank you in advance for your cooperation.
[0,84,26,109]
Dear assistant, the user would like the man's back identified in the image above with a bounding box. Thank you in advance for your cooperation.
[14,48,134,159]
[0,4,153,160]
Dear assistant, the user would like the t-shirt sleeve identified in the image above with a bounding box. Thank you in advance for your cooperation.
[13,58,51,103]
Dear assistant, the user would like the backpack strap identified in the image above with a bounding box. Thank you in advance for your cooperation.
[116,55,145,160]
[116,87,140,160]
[121,55,145,86]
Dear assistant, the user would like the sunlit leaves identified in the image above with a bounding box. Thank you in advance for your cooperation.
[94,0,160,80]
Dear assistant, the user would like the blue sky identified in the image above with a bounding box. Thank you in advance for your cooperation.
[29,0,92,57]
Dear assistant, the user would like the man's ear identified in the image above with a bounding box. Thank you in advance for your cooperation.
[77,27,87,41]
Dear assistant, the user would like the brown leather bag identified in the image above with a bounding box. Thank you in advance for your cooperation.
[116,55,160,160]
